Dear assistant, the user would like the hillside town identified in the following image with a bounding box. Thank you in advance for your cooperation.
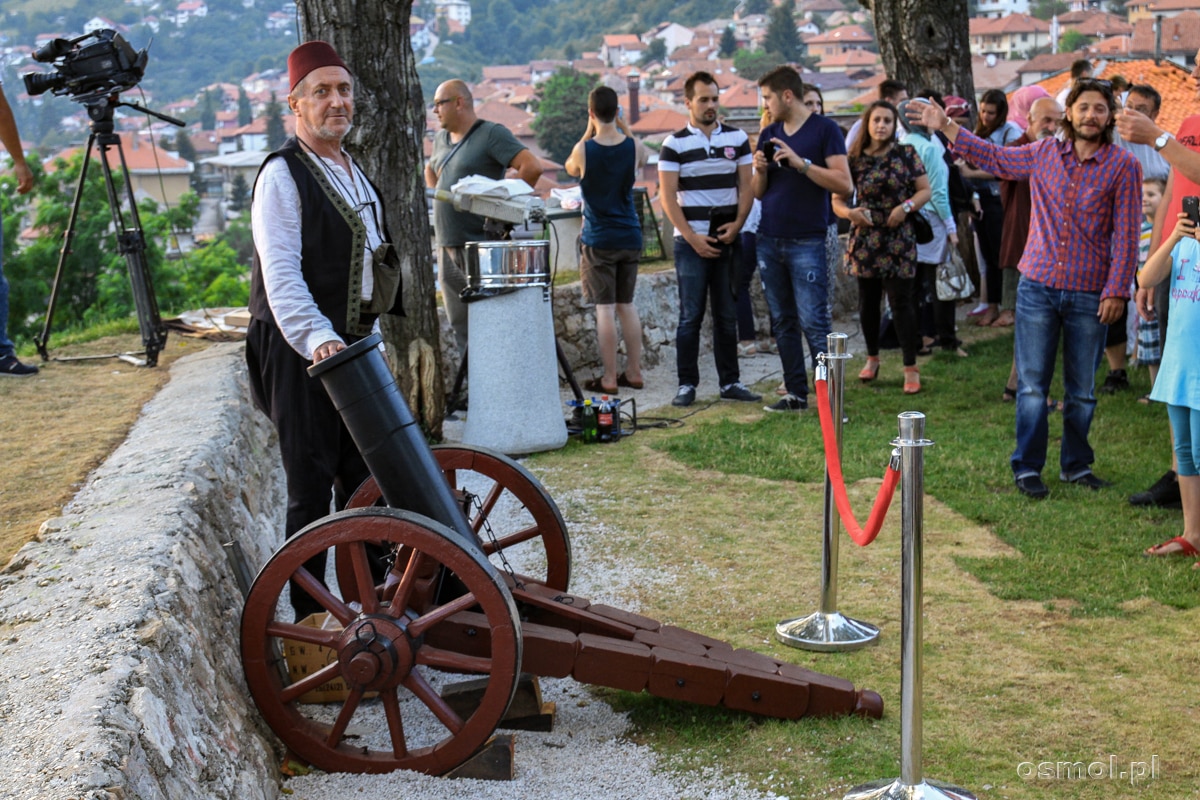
[1,0,1198,225]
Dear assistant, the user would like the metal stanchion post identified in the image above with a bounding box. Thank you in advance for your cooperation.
[776,332,880,652]
[844,412,975,800]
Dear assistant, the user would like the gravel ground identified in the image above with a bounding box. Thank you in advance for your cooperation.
[281,328,873,800]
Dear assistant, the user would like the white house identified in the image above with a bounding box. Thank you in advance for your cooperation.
[434,0,471,26]
[975,0,1033,20]
[642,22,694,55]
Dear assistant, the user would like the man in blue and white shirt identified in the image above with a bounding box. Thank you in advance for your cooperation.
[658,71,760,407]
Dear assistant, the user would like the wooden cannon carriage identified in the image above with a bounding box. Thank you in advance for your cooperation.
[239,334,882,777]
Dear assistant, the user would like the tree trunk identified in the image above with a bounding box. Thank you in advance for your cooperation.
[296,0,446,438]
[865,0,976,103]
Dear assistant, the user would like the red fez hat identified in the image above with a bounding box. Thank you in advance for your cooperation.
[288,41,349,92]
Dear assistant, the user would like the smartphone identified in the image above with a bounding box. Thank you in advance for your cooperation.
[762,141,776,160]
[1185,196,1200,226]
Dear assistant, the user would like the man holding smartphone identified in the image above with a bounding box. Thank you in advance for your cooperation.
[659,71,760,407]
[751,65,851,412]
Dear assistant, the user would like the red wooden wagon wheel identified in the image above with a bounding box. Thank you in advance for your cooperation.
[344,444,571,591]
[240,507,521,775]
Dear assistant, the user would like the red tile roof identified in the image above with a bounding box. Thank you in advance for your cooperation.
[630,107,689,134]
[1023,57,1195,135]
[969,13,1051,35]
[1130,10,1200,54]
[803,24,873,45]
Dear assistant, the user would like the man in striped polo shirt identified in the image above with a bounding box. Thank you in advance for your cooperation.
[659,71,761,407]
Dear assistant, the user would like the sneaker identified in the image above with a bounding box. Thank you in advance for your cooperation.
[764,394,807,413]
[1060,471,1112,490]
[672,385,696,407]
[1098,369,1129,395]
[0,355,37,377]
[1129,470,1181,507]
[719,382,762,402]
[1014,474,1049,499]
[736,342,758,357]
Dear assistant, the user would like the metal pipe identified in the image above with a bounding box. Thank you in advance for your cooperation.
[307,333,480,554]
[819,333,848,614]
[898,411,925,786]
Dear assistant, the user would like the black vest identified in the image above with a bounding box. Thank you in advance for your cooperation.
[249,138,396,338]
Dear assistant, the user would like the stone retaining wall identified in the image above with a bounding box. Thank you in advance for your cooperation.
[0,344,284,800]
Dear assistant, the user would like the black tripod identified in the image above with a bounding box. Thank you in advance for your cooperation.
[34,93,184,367]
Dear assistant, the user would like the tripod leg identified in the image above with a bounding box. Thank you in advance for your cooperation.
[33,133,96,362]
[96,134,167,367]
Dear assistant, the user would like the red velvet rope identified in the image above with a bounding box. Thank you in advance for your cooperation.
[814,376,901,547]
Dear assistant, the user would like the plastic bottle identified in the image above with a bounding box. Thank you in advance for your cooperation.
[610,396,621,441]
[597,395,613,442]
[582,399,598,444]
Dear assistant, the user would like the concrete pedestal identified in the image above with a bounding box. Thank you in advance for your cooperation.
[463,286,568,455]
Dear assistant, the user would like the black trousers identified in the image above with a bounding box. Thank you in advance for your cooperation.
[246,317,370,618]
[859,274,920,367]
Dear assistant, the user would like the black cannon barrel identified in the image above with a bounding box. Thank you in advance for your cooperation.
[308,333,479,553]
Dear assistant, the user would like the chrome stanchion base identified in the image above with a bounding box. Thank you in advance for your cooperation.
[775,611,880,652]
[843,778,976,800]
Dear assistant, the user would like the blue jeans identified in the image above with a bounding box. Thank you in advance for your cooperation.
[674,237,740,388]
[1011,278,1106,479]
[0,224,12,360]
[757,235,830,399]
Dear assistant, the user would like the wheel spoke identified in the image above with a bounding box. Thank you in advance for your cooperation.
[292,565,355,626]
[388,549,429,611]
[417,645,492,674]
[480,522,541,554]
[346,540,379,614]
[475,480,503,522]
[380,688,409,758]
[407,592,478,637]
[265,620,340,648]
[403,668,464,734]
[325,685,366,748]
[280,660,342,704]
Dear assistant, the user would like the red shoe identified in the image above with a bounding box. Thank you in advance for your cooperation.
[903,367,921,395]
[859,357,880,382]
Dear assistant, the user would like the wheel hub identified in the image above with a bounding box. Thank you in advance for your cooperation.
[336,614,414,692]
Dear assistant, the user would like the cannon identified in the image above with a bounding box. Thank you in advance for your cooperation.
[239,334,883,777]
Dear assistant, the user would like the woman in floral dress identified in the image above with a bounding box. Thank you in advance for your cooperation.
[833,100,932,393]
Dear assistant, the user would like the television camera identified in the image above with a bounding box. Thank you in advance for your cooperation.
[23,29,148,104]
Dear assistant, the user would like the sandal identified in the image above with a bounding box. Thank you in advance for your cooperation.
[1002,385,1017,402]
[1145,536,1200,557]
[859,357,880,382]
[583,376,618,394]
[1138,393,1151,405]
[903,366,920,395]
[617,372,644,390]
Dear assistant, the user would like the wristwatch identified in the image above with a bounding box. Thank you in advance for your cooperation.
[1155,131,1174,151]
[902,199,915,214]
[798,158,812,175]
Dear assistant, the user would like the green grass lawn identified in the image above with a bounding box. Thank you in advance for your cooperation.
[655,335,1197,617]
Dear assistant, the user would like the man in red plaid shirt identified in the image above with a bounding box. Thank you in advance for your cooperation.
[909,80,1142,499]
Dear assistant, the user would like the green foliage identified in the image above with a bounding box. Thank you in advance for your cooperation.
[265,92,287,151]
[762,4,801,64]
[641,38,667,67]
[742,0,770,14]
[221,213,255,267]
[719,25,738,58]
[237,86,252,126]
[175,130,197,163]
[532,67,597,166]
[2,151,243,345]
[733,49,786,82]
[228,173,250,213]
[1057,29,1095,54]
[200,89,217,131]
[1029,0,1069,19]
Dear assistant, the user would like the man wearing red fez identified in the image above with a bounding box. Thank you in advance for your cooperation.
[246,40,401,619]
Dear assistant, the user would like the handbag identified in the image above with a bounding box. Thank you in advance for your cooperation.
[911,210,934,245]
[936,247,975,302]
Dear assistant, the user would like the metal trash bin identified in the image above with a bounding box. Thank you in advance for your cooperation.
[462,240,567,455]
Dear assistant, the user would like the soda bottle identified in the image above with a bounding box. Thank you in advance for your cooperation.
[582,399,598,444]
[597,395,613,442]
[610,396,621,441]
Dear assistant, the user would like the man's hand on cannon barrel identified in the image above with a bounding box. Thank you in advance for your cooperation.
[312,340,346,363]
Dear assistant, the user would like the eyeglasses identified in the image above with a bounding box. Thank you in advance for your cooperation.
[433,97,459,107]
